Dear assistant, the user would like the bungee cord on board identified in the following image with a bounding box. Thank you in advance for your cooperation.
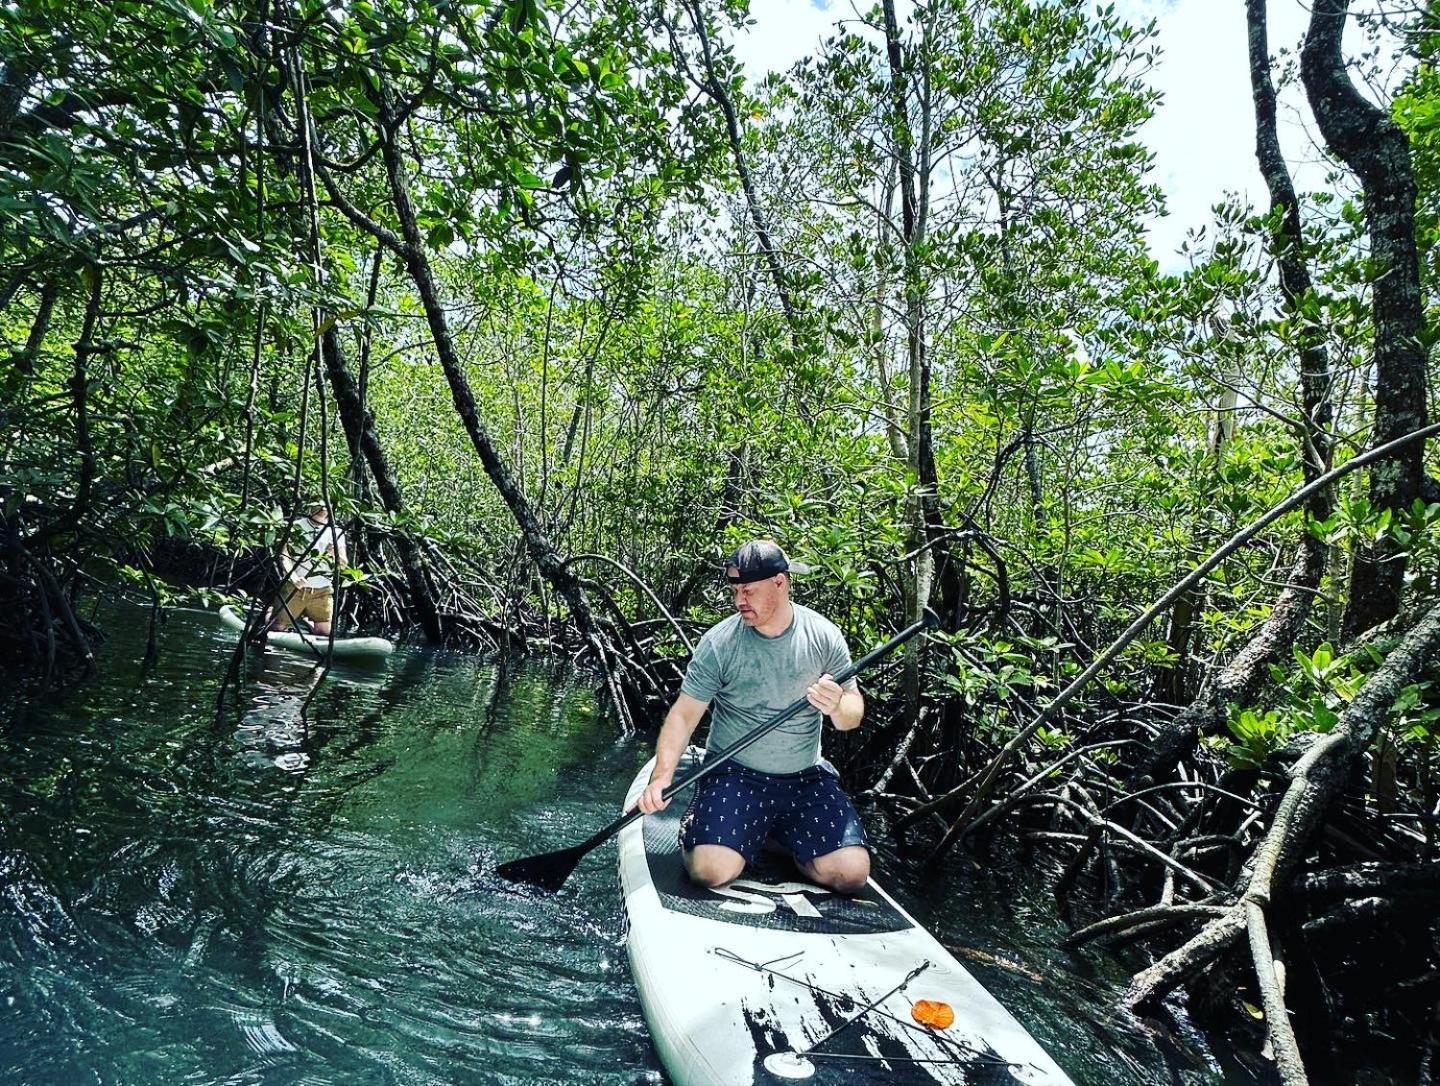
[710,946,1031,1072]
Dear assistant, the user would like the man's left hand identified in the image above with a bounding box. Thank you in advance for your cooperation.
[806,674,842,716]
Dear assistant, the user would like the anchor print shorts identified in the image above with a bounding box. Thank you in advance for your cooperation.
[679,759,869,865]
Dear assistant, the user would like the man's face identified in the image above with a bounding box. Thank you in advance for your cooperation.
[729,570,786,628]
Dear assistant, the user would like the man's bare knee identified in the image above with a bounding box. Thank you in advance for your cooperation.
[685,845,745,888]
[825,872,868,895]
[805,846,870,895]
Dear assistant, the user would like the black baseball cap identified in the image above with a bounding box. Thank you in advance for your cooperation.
[724,540,812,585]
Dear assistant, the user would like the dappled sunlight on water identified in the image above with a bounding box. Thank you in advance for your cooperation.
[0,604,651,1084]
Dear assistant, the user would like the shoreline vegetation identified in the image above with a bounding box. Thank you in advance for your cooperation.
[2,0,1437,1081]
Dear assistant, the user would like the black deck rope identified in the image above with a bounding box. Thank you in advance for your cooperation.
[805,1051,1020,1065]
[710,946,1025,1069]
[793,961,931,1056]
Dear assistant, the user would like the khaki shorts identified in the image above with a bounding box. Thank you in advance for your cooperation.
[272,584,333,628]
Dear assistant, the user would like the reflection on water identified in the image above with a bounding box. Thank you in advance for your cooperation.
[0,602,1257,1085]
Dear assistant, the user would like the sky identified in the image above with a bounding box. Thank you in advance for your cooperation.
[729,0,1334,265]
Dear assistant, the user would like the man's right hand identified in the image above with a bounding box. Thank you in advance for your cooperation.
[637,770,674,814]
[637,693,708,815]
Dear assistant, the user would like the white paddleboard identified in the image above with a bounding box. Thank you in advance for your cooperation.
[218,605,394,661]
[619,749,1076,1086]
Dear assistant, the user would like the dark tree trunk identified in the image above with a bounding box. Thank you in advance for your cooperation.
[69,266,101,531]
[321,326,444,643]
[1156,592,1197,706]
[881,0,943,722]
[1129,0,1339,788]
[18,278,59,377]
[0,60,35,137]
[1301,0,1428,639]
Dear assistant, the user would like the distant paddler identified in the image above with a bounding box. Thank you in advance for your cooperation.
[268,501,348,637]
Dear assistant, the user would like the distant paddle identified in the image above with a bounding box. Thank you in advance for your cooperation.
[496,609,939,892]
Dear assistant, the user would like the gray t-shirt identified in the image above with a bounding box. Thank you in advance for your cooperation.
[680,603,858,775]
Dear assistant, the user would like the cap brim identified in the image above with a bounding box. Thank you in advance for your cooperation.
[725,569,780,584]
[723,560,812,584]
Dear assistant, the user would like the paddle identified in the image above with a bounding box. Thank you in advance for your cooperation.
[495,608,939,892]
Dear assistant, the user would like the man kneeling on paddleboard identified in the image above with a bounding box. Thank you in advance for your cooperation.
[636,540,871,894]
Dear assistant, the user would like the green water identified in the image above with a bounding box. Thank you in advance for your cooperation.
[0,601,1261,1084]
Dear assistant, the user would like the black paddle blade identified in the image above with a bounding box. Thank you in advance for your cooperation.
[494,843,587,892]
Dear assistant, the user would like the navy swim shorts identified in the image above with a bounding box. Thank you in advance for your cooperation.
[678,759,869,865]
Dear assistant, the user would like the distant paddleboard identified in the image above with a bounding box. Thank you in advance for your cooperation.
[218,605,393,661]
[619,749,1075,1085]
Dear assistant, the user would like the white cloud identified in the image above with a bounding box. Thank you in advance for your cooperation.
[730,0,846,80]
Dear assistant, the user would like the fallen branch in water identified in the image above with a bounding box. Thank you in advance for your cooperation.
[1062,903,1229,950]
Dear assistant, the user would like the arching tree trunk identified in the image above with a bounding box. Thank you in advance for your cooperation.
[1301,0,1428,639]
[321,325,444,643]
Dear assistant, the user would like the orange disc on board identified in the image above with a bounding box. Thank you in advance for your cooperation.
[911,999,955,1029]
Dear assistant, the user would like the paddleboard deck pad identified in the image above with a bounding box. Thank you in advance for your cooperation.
[620,750,1075,1086]
[218,605,394,661]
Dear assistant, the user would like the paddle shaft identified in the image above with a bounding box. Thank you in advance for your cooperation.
[575,612,933,854]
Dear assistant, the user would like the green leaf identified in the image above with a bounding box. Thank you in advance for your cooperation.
[427,221,455,249]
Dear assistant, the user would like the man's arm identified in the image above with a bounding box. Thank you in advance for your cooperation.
[806,676,865,732]
[636,692,709,813]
